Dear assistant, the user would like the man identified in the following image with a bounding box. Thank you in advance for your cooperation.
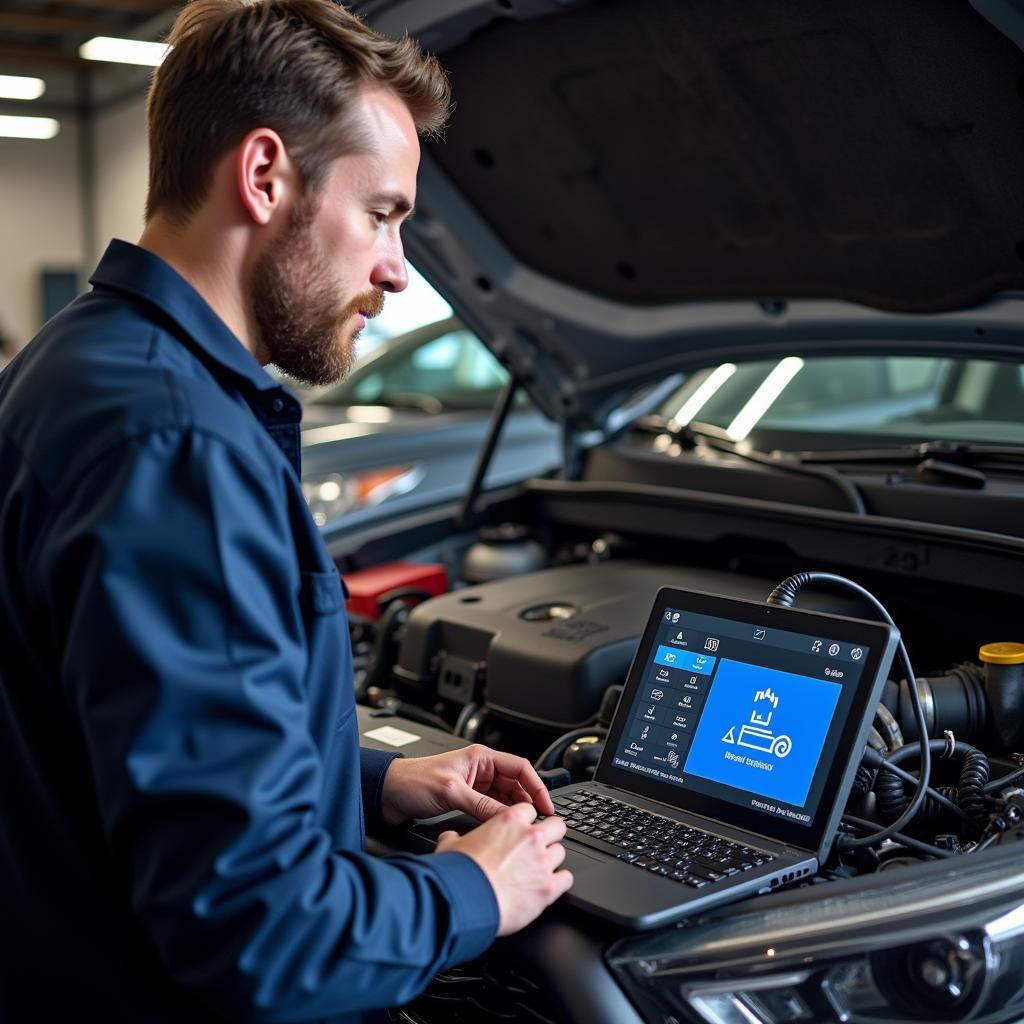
[0,1,572,1020]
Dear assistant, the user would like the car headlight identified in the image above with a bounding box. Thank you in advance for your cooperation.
[608,844,1024,1023]
[301,464,424,526]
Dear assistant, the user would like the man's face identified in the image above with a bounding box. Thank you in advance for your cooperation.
[250,88,420,386]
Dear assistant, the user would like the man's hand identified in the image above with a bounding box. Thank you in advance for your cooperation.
[380,744,556,827]
[437,804,574,936]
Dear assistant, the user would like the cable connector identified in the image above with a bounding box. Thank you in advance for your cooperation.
[1000,787,1024,828]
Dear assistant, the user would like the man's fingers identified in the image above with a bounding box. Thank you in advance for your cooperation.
[552,868,575,898]
[436,830,459,851]
[530,811,567,844]
[547,841,567,870]
[490,775,531,805]
[449,780,512,822]
[485,749,556,814]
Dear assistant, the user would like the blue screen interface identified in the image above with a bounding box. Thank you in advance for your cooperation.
[611,608,868,827]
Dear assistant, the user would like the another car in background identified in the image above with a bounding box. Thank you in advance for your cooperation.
[298,316,560,528]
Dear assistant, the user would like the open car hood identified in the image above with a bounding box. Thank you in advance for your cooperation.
[358,0,1024,430]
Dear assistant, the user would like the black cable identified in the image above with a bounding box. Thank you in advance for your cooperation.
[958,747,990,823]
[851,762,874,796]
[862,746,973,826]
[767,571,929,851]
[842,814,955,858]
[984,764,1024,794]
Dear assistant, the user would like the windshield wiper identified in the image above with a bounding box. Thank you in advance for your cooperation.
[788,440,1024,467]
[787,440,1024,489]
[656,420,869,515]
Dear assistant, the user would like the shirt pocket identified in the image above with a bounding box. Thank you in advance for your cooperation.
[297,567,355,746]
[299,567,348,616]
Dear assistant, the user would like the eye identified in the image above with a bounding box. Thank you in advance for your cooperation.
[371,210,389,227]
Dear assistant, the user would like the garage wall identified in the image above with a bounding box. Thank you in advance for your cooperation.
[93,94,149,267]
[0,120,85,349]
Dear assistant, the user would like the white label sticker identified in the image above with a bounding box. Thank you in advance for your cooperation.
[364,725,421,747]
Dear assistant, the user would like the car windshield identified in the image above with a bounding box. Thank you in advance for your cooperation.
[656,355,1024,448]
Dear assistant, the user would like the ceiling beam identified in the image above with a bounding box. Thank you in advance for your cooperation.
[0,11,113,35]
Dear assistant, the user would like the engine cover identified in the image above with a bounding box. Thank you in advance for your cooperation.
[394,561,781,729]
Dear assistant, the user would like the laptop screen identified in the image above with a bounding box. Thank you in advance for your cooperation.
[599,587,898,854]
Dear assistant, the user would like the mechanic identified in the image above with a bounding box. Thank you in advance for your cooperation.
[0,1,572,1021]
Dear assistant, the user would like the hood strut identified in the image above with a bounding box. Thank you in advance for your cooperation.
[456,374,521,530]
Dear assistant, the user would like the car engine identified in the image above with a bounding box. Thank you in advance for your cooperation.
[347,524,1024,868]
[337,475,1024,1024]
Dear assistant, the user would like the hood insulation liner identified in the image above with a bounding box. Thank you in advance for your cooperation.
[429,0,1024,313]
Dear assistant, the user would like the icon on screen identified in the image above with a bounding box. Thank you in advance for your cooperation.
[667,751,680,769]
[812,640,823,654]
[722,687,793,759]
[705,637,720,651]
[753,628,766,640]
[671,612,680,623]
[650,689,664,701]
[851,647,863,661]
[664,610,672,621]
[640,725,650,740]
[647,705,656,716]
[629,742,644,753]
[829,643,841,657]
[663,651,677,664]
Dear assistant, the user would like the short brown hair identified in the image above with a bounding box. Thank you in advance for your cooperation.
[145,0,450,223]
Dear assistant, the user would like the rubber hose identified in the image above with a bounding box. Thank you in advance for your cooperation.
[852,763,875,797]
[533,727,608,772]
[875,760,907,824]
[958,747,990,824]
[875,739,990,829]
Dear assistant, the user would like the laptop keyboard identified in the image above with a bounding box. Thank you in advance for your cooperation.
[551,790,773,888]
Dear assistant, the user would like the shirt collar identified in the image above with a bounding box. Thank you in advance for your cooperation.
[89,238,281,395]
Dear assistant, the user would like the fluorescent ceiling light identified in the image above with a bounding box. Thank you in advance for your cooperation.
[79,36,169,67]
[672,362,737,426]
[0,115,60,140]
[726,356,805,441]
[0,75,45,101]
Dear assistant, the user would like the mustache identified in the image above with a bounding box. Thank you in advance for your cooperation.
[353,289,385,319]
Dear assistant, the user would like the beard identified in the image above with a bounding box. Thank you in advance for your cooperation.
[249,196,384,387]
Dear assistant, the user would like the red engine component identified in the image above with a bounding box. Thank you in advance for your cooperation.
[343,562,448,620]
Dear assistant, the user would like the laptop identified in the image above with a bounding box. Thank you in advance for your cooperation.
[412,585,899,931]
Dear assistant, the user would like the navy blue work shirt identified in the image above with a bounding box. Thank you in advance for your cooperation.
[0,240,499,1022]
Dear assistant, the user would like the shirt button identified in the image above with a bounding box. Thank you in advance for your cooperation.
[271,398,284,413]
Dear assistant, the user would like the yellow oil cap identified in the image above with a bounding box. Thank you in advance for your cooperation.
[979,642,1024,665]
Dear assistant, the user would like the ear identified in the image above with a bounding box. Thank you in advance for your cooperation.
[235,127,298,226]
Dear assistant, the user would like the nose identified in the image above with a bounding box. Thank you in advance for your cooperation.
[370,240,409,294]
